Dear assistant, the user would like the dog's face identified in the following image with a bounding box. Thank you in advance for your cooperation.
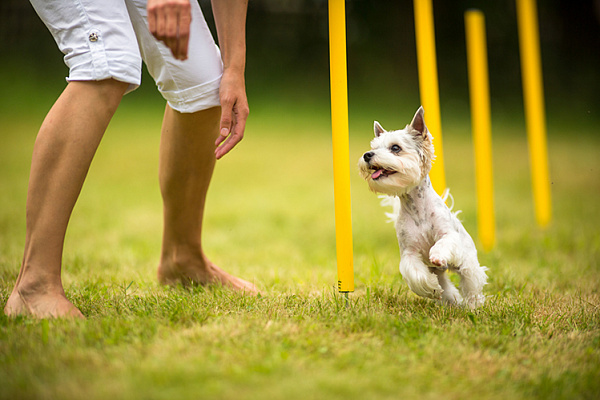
[358,107,435,196]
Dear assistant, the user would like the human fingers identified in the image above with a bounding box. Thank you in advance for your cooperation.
[148,4,157,36]
[215,104,248,159]
[215,129,243,160]
[216,96,234,144]
[166,0,190,60]
[214,109,236,160]
[147,0,166,39]
[175,7,191,60]
[147,0,190,60]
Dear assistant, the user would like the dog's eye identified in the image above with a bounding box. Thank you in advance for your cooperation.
[391,144,402,153]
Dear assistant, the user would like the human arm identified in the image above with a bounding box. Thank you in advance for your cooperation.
[211,0,250,159]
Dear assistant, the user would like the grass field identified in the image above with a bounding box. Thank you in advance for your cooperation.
[0,82,599,399]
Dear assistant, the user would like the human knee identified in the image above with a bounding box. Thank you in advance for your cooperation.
[95,78,130,100]
[69,79,129,110]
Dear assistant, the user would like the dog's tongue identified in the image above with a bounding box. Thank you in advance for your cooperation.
[372,169,384,179]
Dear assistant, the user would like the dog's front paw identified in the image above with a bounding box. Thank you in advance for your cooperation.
[429,254,447,269]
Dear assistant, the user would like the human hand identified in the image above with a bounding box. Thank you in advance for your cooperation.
[147,0,191,60]
[215,68,249,159]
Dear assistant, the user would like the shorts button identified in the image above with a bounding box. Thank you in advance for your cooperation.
[89,32,99,42]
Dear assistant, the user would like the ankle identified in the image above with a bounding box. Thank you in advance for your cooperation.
[15,268,65,298]
[160,245,208,269]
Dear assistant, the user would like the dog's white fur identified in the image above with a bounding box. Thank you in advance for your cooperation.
[358,107,488,308]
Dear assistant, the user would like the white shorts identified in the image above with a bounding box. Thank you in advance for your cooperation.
[30,0,223,113]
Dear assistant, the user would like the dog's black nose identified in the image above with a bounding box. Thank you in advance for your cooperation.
[363,152,374,162]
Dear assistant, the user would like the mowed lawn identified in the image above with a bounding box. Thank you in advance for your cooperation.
[0,86,599,400]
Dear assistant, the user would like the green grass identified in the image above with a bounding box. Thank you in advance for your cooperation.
[1,86,599,400]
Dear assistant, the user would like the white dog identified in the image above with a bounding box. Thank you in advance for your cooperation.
[358,107,488,308]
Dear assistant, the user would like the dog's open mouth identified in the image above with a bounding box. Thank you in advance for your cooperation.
[370,167,396,180]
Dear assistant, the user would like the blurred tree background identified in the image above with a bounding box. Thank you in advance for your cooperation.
[0,0,598,129]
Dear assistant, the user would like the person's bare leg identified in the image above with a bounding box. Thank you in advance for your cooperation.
[4,79,129,318]
[157,105,257,293]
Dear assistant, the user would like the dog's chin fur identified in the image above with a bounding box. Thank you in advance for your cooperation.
[359,151,424,196]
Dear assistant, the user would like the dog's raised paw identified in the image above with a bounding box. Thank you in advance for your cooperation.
[429,254,447,268]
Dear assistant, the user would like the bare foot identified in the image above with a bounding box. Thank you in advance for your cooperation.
[157,256,259,295]
[4,289,85,319]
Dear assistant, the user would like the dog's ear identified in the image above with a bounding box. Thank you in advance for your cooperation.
[409,106,428,138]
[374,121,385,137]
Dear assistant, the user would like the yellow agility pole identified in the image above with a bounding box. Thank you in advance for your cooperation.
[413,0,446,195]
[328,0,354,293]
[465,10,496,251]
[516,0,552,227]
